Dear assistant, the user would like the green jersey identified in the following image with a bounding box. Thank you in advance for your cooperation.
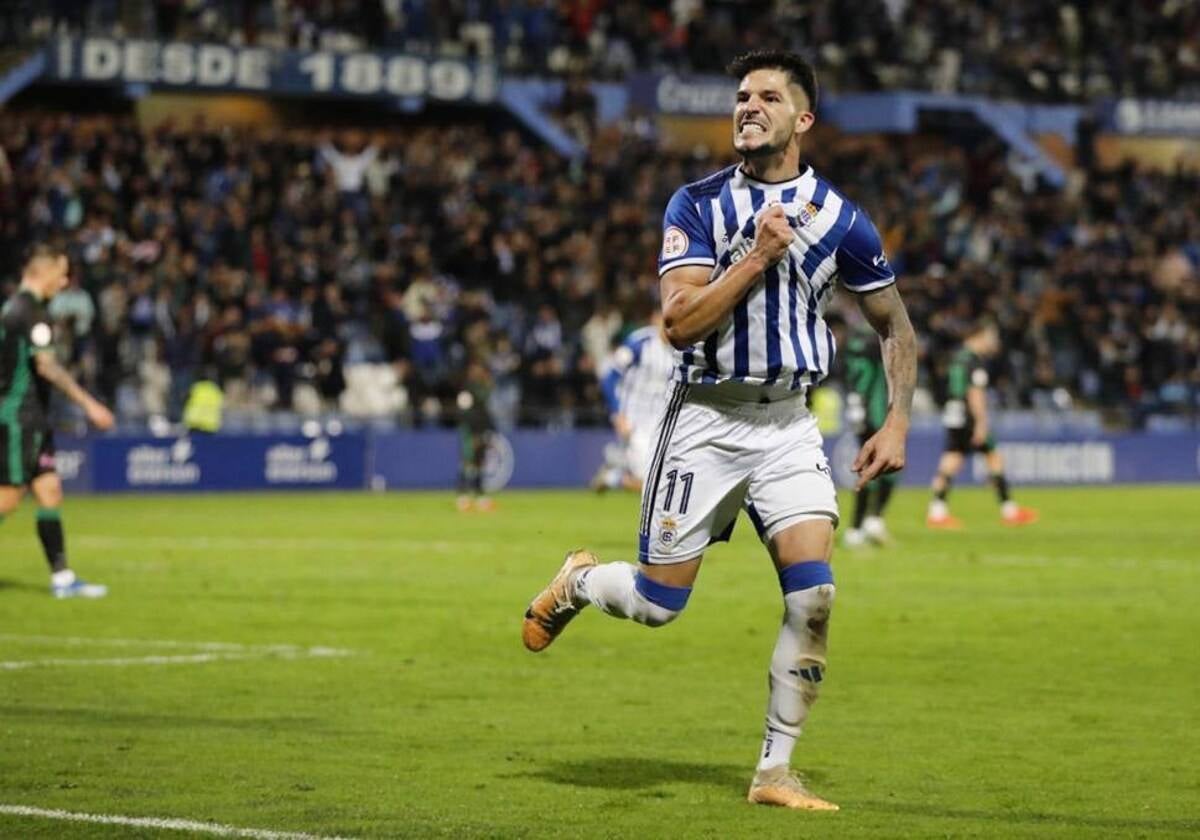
[942,348,988,429]
[457,381,494,435]
[0,289,54,429]
[844,330,889,430]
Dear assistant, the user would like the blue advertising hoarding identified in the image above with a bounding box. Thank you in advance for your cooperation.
[39,428,1199,493]
[53,435,92,495]
[628,72,734,116]
[43,37,498,104]
[89,433,367,493]
[369,429,611,491]
[1102,98,1200,136]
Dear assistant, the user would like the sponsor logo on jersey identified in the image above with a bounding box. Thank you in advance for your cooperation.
[662,226,689,259]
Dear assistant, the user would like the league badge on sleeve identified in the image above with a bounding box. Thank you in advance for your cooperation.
[31,322,53,348]
[662,227,689,259]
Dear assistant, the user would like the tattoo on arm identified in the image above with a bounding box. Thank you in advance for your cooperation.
[856,284,917,421]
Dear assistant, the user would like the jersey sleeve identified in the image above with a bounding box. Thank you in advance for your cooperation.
[835,208,896,293]
[1,297,53,353]
[969,363,989,389]
[658,187,716,277]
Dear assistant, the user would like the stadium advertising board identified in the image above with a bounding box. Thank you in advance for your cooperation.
[1103,98,1200,136]
[831,430,1200,488]
[90,434,367,492]
[51,429,1200,493]
[370,429,611,490]
[44,37,499,103]
[629,72,734,116]
[52,436,91,494]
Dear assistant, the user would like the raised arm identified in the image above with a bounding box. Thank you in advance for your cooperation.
[34,352,114,430]
[661,205,791,348]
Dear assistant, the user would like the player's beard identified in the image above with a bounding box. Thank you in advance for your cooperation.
[735,128,792,160]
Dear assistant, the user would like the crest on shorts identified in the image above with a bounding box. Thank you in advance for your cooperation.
[659,516,678,545]
[662,226,689,259]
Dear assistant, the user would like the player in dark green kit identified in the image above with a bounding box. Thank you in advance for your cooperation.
[455,360,497,512]
[1,245,115,597]
[841,325,898,547]
[926,320,1037,529]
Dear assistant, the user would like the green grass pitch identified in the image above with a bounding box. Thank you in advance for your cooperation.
[1,485,1198,839]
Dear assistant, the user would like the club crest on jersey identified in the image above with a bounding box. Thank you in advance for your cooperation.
[659,516,678,545]
[662,226,689,259]
[797,201,820,228]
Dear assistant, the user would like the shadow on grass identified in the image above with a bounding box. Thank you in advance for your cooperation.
[860,800,1200,833]
[0,704,323,733]
[513,757,749,793]
[0,578,48,594]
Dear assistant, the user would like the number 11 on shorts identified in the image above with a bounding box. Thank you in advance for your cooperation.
[662,470,694,515]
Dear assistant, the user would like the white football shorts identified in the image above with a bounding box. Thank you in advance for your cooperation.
[625,428,652,479]
[638,383,838,564]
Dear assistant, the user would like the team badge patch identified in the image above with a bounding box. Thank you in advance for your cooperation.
[662,226,689,259]
[796,201,820,228]
[659,516,678,545]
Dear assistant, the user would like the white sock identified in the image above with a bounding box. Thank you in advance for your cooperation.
[758,727,797,772]
[575,562,683,627]
[928,499,949,519]
[759,582,835,771]
[1001,500,1018,518]
[51,569,76,587]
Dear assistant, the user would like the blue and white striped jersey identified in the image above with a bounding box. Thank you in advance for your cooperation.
[658,164,895,389]
[600,326,677,430]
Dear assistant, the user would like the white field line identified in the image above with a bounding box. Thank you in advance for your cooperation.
[0,634,341,652]
[0,650,350,671]
[69,535,465,553]
[0,634,352,672]
[0,804,354,839]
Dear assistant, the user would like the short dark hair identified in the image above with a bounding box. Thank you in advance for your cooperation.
[965,317,999,339]
[727,49,819,112]
[24,242,68,267]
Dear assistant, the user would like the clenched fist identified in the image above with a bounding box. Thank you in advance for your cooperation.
[752,205,793,265]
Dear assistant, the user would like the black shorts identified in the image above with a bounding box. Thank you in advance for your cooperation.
[944,426,995,455]
[0,425,56,486]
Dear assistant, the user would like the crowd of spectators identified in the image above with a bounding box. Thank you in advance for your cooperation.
[1,110,1196,430]
[8,0,1200,102]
